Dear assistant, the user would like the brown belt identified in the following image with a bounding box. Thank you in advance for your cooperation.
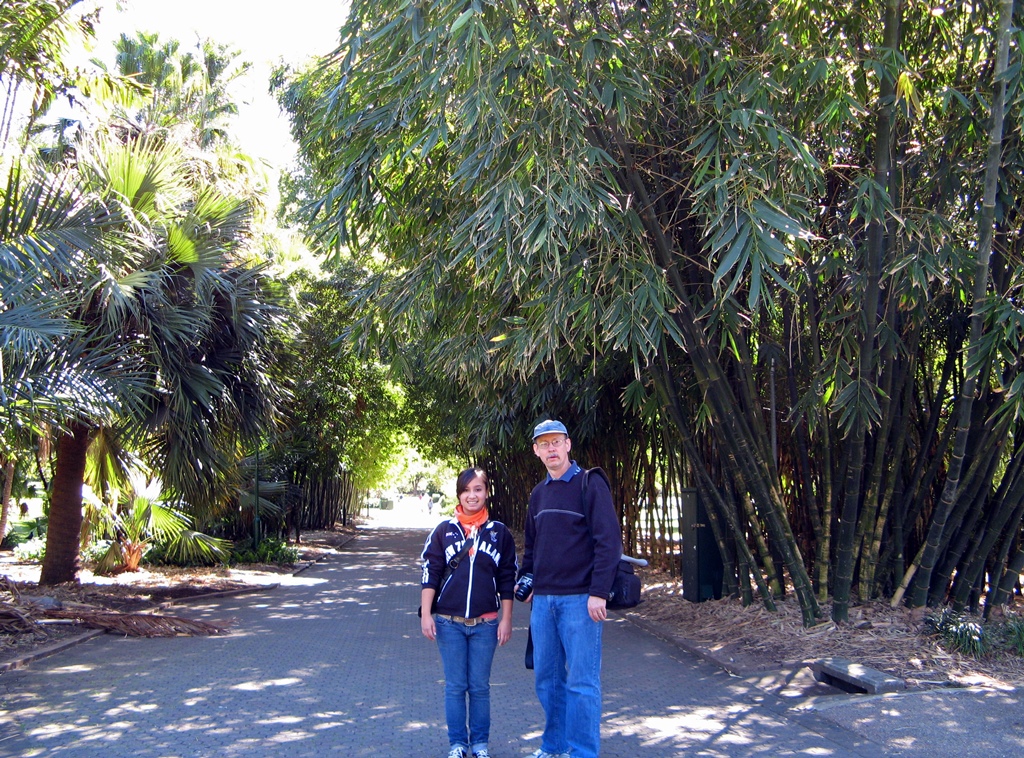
[435,613,485,626]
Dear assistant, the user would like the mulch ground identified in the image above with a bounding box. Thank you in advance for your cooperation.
[0,527,357,666]
[3,529,1024,692]
[629,567,1024,690]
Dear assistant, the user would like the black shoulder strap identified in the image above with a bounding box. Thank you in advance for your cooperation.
[449,532,474,566]
[580,467,612,537]
[581,467,610,497]
[437,530,474,591]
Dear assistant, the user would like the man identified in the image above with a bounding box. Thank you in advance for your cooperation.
[517,419,622,758]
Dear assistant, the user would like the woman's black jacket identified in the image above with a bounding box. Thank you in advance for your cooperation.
[420,517,518,619]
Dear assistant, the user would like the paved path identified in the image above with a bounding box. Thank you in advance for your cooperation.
[0,517,1021,757]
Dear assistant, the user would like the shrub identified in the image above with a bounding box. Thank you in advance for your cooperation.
[81,540,114,566]
[2,517,47,549]
[925,609,987,658]
[230,537,298,566]
[13,536,46,562]
[13,537,122,568]
[1002,618,1024,657]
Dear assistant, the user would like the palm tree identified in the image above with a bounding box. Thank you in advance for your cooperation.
[95,31,251,149]
[0,157,126,547]
[10,134,288,585]
[0,0,94,151]
[91,471,231,574]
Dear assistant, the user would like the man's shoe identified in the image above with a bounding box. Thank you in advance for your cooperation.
[472,750,491,758]
[527,751,570,758]
[446,748,467,758]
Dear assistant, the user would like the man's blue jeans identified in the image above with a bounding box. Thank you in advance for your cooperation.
[531,593,603,758]
[435,615,499,752]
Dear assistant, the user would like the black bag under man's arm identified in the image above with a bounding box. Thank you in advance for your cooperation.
[607,559,642,610]
[581,468,643,611]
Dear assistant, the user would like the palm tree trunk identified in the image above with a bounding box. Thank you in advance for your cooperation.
[0,457,14,543]
[40,422,92,585]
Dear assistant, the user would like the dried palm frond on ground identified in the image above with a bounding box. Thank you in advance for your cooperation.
[631,569,1024,689]
[0,602,38,635]
[0,528,355,661]
[40,608,226,637]
[1,576,228,637]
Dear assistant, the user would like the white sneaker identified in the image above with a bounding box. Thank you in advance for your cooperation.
[528,751,570,758]
[472,750,491,758]
[447,748,467,758]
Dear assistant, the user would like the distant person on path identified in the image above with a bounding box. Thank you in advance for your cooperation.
[517,419,622,758]
[420,467,517,758]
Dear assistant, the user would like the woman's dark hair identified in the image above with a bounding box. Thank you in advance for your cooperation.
[456,467,488,497]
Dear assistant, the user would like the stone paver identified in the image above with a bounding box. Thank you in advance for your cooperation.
[0,517,1017,757]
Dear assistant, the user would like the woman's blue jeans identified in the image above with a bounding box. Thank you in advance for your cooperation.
[435,615,499,752]
[531,593,603,758]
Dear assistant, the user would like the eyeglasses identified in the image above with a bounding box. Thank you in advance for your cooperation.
[535,437,567,451]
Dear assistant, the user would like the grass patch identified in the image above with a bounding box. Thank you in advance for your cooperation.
[924,609,1024,660]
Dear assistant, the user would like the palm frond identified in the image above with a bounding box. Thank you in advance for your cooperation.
[161,530,231,565]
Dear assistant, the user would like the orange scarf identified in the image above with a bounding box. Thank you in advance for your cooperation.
[456,506,488,556]
[456,505,489,532]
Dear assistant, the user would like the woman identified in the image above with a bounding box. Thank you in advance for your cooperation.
[420,467,517,758]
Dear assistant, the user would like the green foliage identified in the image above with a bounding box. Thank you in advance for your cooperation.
[0,160,128,440]
[2,16,298,585]
[90,475,231,574]
[141,530,235,568]
[13,536,46,562]
[1004,618,1024,657]
[4,125,289,584]
[80,539,113,566]
[923,611,1024,660]
[1,516,46,549]
[926,609,987,659]
[98,31,252,148]
[0,0,96,139]
[386,442,459,499]
[275,262,411,493]
[229,537,298,566]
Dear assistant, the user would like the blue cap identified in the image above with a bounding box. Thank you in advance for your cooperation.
[532,419,568,440]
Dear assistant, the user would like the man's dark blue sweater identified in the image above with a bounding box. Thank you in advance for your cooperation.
[521,462,622,598]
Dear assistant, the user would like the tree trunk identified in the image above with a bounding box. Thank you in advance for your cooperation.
[40,422,93,585]
[0,457,14,544]
[652,360,773,607]
[797,278,835,602]
[951,456,1024,610]
[865,355,916,597]
[833,0,903,623]
[898,0,1013,608]
[990,532,1024,608]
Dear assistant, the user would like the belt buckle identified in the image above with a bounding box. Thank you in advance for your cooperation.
[462,616,480,626]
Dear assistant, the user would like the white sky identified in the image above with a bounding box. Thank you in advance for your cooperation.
[84,0,351,167]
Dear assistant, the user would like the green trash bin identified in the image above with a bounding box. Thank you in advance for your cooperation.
[680,489,724,602]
